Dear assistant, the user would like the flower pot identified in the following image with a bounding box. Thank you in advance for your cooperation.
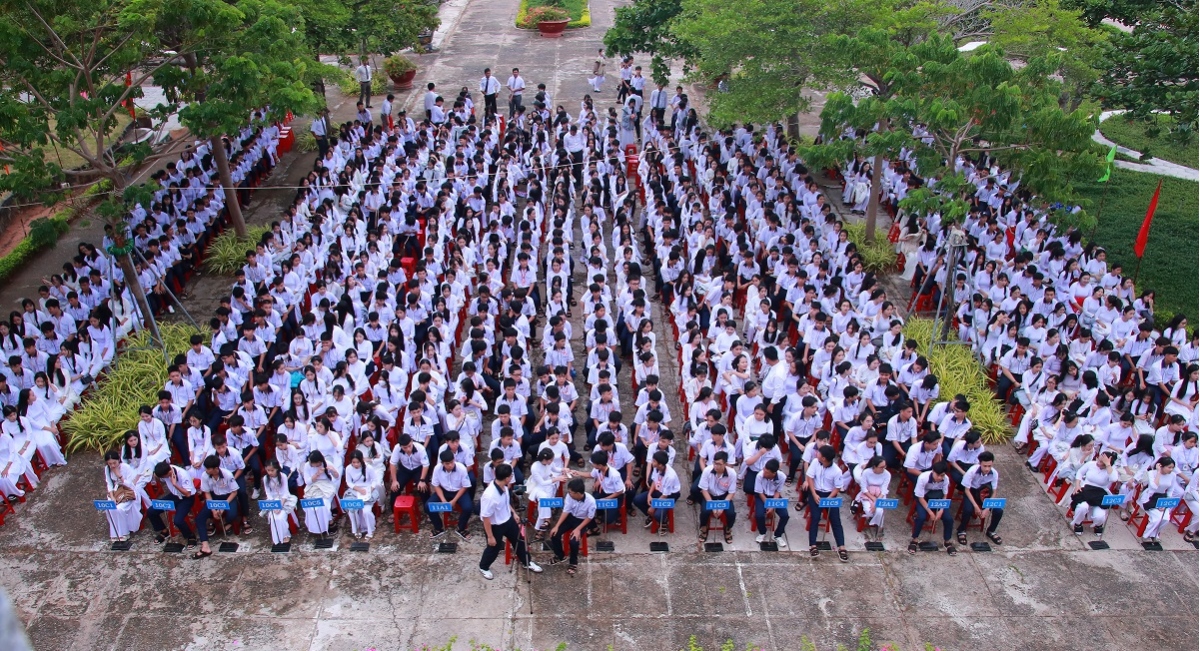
[417,32,434,49]
[537,19,569,38]
[389,69,417,91]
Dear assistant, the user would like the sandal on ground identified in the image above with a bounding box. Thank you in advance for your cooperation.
[1119,511,1130,521]
[192,549,212,560]
[809,545,819,558]
[724,528,733,544]
[908,541,919,555]
[566,565,577,576]
[957,532,968,545]
[241,526,253,535]
[945,542,957,556]
[1184,531,1198,543]
[794,501,804,512]
[154,534,167,544]
[547,556,566,566]
[533,531,546,542]
[698,526,708,543]
[837,549,849,563]
[186,538,198,549]
[986,531,1003,545]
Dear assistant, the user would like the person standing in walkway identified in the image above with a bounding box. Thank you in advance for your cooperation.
[480,68,501,119]
[617,57,633,104]
[506,68,525,119]
[424,83,438,121]
[591,49,607,93]
[479,464,543,580]
[649,82,669,127]
[355,57,373,108]
[310,110,329,159]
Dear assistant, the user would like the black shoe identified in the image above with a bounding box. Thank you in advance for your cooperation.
[1093,526,1104,537]
[1073,524,1083,536]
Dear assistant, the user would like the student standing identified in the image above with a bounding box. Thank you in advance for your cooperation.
[480,69,501,118]
[590,49,607,93]
[478,464,543,580]
[506,68,525,119]
[354,57,373,108]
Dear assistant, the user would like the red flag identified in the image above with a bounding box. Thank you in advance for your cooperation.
[1134,179,1163,259]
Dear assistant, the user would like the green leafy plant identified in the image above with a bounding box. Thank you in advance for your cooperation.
[336,71,389,97]
[295,129,317,153]
[63,324,200,452]
[905,318,1010,444]
[517,0,590,28]
[28,215,68,249]
[843,221,898,274]
[383,55,417,77]
[204,225,271,275]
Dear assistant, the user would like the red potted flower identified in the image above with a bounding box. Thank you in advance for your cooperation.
[529,6,570,38]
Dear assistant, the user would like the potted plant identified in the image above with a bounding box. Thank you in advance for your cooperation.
[529,6,570,38]
[383,55,418,91]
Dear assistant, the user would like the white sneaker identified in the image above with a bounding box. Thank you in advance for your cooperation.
[755,534,765,544]
[777,537,788,548]
[251,487,260,499]
[525,561,543,573]
[479,568,494,580]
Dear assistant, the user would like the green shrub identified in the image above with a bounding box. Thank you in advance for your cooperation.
[0,210,71,283]
[843,221,898,274]
[905,318,1011,444]
[63,324,199,452]
[383,55,417,77]
[204,225,272,275]
[516,0,590,28]
[295,129,317,153]
[336,71,388,97]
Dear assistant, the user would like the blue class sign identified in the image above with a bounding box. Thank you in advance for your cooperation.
[595,498,620,510]
[763,498,788,509]
[538,497,564,508]
[150,499,176,511]
[927,499,953,510]
[206,500,230,511]
[651,499,675,509]
[1156,497,1181,510]
[258,500,283,510]
[299,498,326,509]
[340,498,365,511]
[1101,494,1126,507]
[875,498,900,510]
[427,501,454,513]
[94,500,117,511]
[706,500,732,510]
[819,497,843,509]
[982,498,1006,509]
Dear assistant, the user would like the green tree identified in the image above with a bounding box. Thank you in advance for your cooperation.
[669,0,873,127]
[603,0,693,85]
[0,0,232,342]
[152,0,321,237]
[1088,0,1198,132]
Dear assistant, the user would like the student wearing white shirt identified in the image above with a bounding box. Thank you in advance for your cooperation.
[909,461,956,555]
[805,445,849,561]
[695,452,737,543]
[428,449,474,540]
[343,450,380,539]
[101,451,143,542]
[1068,450,1119,537]
[633,450,681,533]
[752,458,789,544]
[354,57,373,107]
[259,459,298,546]
[1137,456,1185,543]
[506,68,525,118]
[479,68,501,117]
[147,461,197,546]
[194,455,242,559]
[852,456,892,530]
[546,478,596,573]
[957,451,1003,545]
[478,464,542,580]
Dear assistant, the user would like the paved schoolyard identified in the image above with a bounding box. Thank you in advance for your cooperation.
[0,0,1196,649]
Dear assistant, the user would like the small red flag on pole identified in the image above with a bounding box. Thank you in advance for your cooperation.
[1134,178,1162,259]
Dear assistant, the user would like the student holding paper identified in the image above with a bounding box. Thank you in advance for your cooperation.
[102,450,143,542]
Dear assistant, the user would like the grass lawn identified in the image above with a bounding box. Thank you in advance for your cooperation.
[516,0,590,27]
[1077,168,1199,323]
[1099,114,1199,169]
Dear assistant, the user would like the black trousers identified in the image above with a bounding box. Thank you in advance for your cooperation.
[548,514,587,564]
[484,94,498,117]
[481,517,529,570]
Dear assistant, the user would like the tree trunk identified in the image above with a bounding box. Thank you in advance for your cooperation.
[115,241,163,347]
[210,135,248,238]
[864,152,884,242]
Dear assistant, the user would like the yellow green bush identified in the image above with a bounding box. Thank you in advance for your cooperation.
[63,324,201,452]
[905,317,1010,444]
